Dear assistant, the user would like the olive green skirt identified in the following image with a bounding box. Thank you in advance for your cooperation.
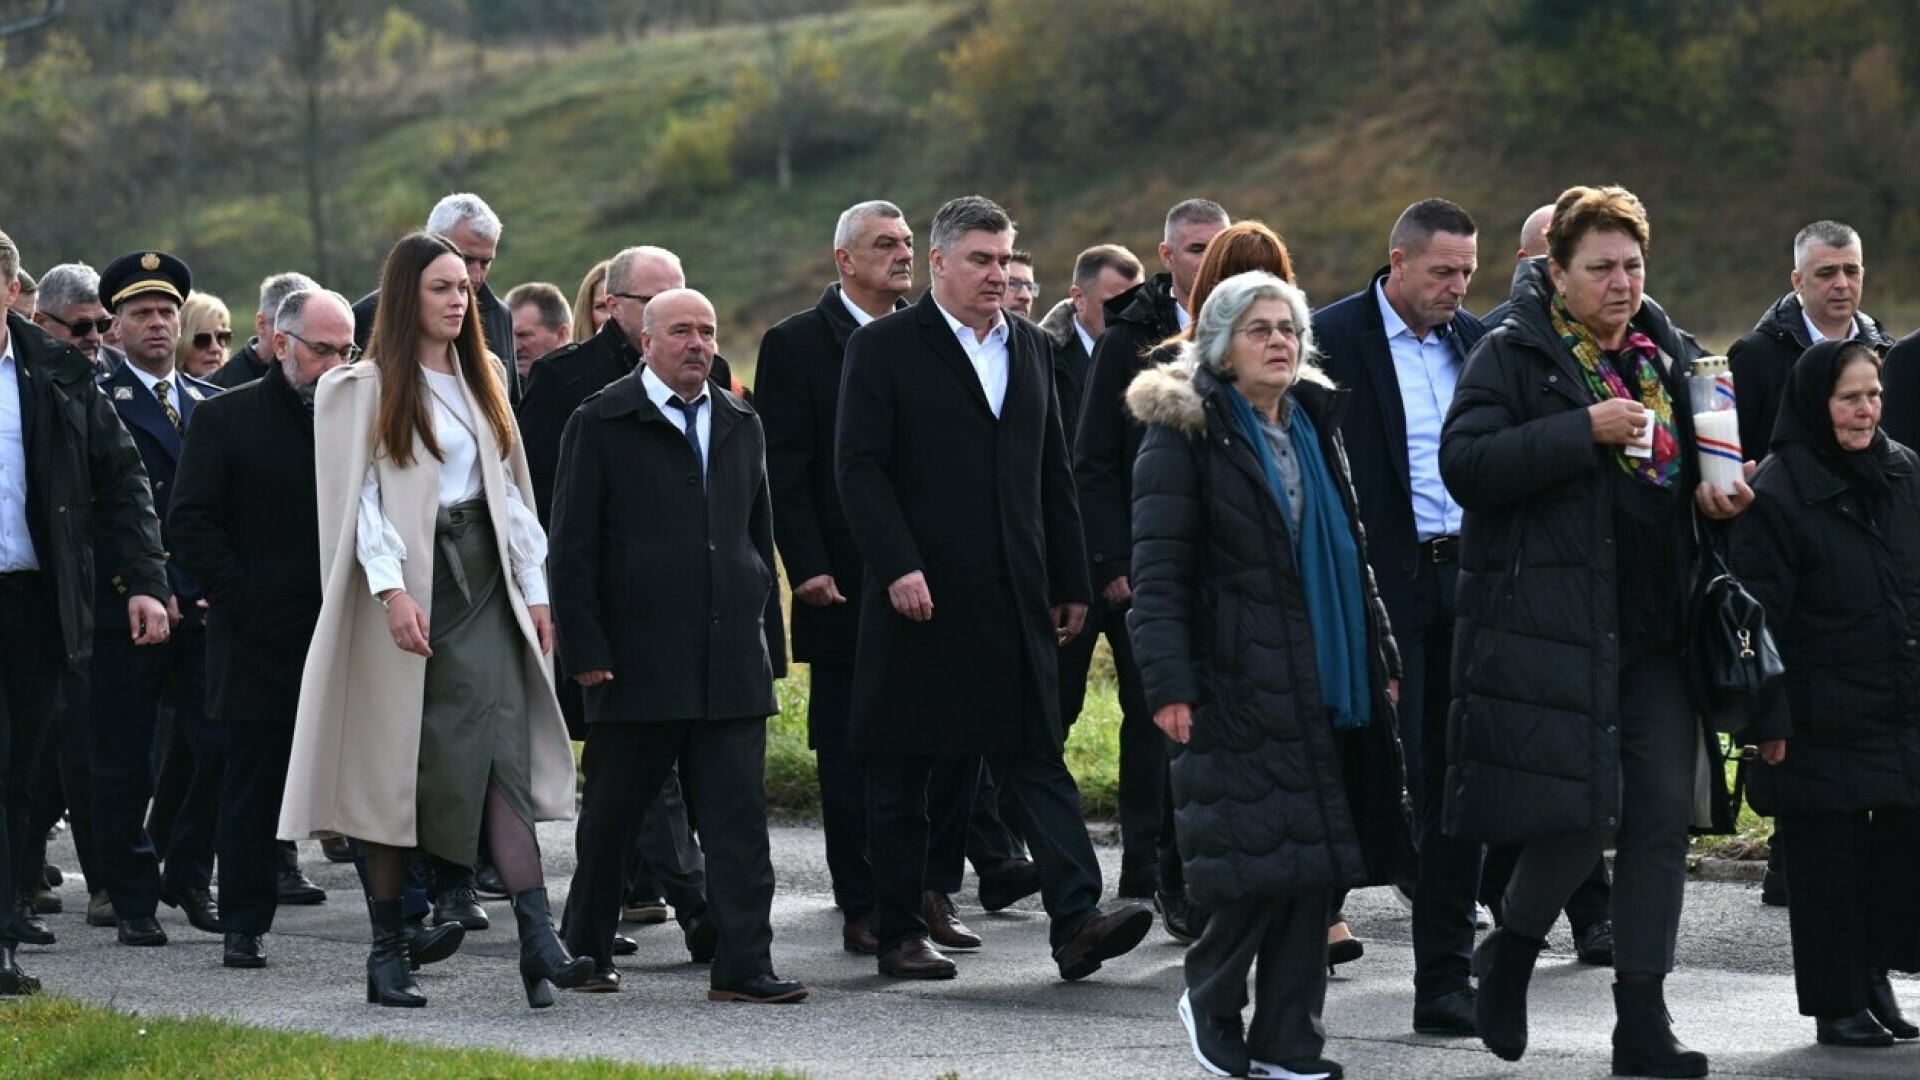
[415,498,534,866]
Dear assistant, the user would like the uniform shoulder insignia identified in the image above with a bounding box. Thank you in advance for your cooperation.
[114,385,134,400]
[185,385,205,401]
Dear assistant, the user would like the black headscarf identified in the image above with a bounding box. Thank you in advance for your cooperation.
[1771,338,1891,502]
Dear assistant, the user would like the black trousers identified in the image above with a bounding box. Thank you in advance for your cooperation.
[1186,894,1329,1064]
[24,665,98,889]
[869,747,1101,952]
[87,619,222,918]
[564,718,776,988]
[623,767,708,921]
[1776,807,1920,1017]
[812,662,969,917]
[1056,601,1163,877]
[0,572,63,946]
[217,723,295,935]
[1479,842,1610,935]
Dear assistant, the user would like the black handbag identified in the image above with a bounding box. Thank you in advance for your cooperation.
[1686,521,1785,736]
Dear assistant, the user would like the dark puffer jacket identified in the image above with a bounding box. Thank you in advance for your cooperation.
[1730,437,1920,815]
[1728,292,1895,459]
[1126,357,1413,904]
[1440,261,1730,844]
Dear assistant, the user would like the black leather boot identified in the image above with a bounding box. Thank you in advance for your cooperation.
[1867,969,1919,1039]
[1473,927,1544,1061]
[365,899,426,1007]
[1,943,41,996]
[1611,978,1708,1077]
[511,888,592,1008]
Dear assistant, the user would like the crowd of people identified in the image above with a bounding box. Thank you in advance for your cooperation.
[3,183,1920,1080]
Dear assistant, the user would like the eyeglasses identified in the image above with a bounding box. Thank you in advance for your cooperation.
[192,330,235,350]
[287,332,362,363]
[609,292,655,305]
[1008,278,1039,295]
[42,311,114,336]
[1237,321,1300,343]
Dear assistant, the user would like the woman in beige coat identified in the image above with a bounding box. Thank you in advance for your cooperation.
[280,232,589,1008]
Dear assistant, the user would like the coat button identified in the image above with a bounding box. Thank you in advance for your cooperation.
[1548,374,1558,382]
[708,540,717,551]
[155,480,166,490]
[686,475,698,485]
[711,614,721,625]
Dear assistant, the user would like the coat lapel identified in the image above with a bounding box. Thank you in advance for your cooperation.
[915,293,994,418]
[1356,278,1412,496]
[106,365,185,459]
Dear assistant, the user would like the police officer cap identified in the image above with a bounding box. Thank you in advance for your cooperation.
[98,250,192,311]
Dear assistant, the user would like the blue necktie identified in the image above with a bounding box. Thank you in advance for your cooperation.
[667,396,704,482]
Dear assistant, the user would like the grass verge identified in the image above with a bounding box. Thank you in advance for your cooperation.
[0,996,797,1080]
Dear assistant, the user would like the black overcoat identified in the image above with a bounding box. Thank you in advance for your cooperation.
[168,362,324,724]
[5,313,167,666]
[549,371,784,724]
[1730,438,1920,814]
[835,292,1090,756]
[754,284,903,667]
[1125,359,1413,903]
[1729,292,1896,458]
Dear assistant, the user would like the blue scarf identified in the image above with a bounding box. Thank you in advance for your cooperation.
[1222,383,1373,730]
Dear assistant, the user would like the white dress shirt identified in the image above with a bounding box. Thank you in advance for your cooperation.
[1376,281,1464,541]
[839,287,879,328]
[0,336,39,572]
[1074,317,1097,359]
[356,367,549,605]
[1802,308,1862,346]
[933,298,1010,417]
[124,361,185,417]
[641,365,712,479]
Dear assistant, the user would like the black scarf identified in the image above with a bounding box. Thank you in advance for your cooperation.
[1770,338,1891,510]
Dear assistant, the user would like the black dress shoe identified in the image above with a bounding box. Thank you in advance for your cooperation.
[1054,903,1153,981]
[43,863,63,888]
[276,868,326,906]
[977,859,1043,912]
[430,884,489,931]
[1178,989,1250,1077]
[1156,888,1209,945]
[877,936,956,979]
[1327,935,1364,975]
[922,891,982,950]
[29,887,60,915]
[612,932,639,956]
[573,961,620,992]
[160,881,224,934]
[1412,987,1478,1036]
[1574,919,1614,966]
[1760,869,1788,907]
[1,944,41,995]
[683,915,718,963]
[404,918,464,969]
[10,902,55,946]
[708,973,808,1003]
[117,914,169,946]
[223,932,266,968]
[1817,1010,1895,1047]
[472,859,509,900]
[1868,969,1920,1039]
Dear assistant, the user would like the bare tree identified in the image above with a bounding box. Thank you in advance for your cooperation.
[289,0,334,282]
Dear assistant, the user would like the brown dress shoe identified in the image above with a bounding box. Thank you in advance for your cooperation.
[1053,902,1154,981]
[921,891,981,950]
[877,936,957,980]
[86,891,116,928]
[842,914,879,955]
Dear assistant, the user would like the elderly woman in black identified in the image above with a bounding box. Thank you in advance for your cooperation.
[1440,185,1749,1078]
[1730,339,1920,1049]
[1128,270,1412,1080]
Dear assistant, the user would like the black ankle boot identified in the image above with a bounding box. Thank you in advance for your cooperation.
[1611,978,1708,1077]
[1867,969,1919,1039]
[365,899,426,1007]
[1473,927,1544,1061]
[511,888,592,1008]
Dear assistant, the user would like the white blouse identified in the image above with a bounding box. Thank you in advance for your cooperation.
[356,368,549,605]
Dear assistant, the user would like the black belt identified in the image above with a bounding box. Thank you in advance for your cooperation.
[1419,535,1460,564]
[0,569,45,592]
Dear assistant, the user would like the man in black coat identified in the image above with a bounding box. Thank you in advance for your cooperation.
[553,288,803,1004]
[84,251,228,950]
[756,200,989,954]
[1070,198,1227,936]
[837,195,1151,981]
[0,232,169,995]
[1311,199,1489,1035]
[208,272,319,390]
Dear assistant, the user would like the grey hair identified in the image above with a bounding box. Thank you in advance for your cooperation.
[426,192,503,241]
[35,262,100,314]
[257,272,320,320]
[930,196,1013,254]
[1163,198,1230,244]
[1793,220,1861,267]
[834,200,905,251]
[1180,270,1318,377]
[274,287,353,336]
[606,245,684,294]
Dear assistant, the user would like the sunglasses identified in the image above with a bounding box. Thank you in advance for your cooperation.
[193,331,234,350]
[43,311,115,336]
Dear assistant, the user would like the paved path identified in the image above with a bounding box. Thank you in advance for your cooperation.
[18,823,1918,1078]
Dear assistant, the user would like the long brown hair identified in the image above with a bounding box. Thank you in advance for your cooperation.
[368,231,516,468]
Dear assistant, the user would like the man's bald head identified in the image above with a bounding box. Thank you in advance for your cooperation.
[1518,204,1555,259]
[641,288,718,400]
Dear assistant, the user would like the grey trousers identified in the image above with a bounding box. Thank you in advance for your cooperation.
[1186,893,1329,1064]
[1501,644,1695,974]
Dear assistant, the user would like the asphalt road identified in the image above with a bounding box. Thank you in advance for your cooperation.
[16,822,1918,1079]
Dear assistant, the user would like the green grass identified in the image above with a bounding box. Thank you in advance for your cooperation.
[0,996,797,1079]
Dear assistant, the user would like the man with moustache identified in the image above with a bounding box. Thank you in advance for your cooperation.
[837,195,1151,981]
[84,251,227,949]
[0,230,169,996]
[553,288,803,1004]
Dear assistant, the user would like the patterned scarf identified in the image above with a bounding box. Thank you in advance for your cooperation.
[1550,294,1679,488]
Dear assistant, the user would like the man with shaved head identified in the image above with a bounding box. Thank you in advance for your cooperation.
[551,289,802,1004]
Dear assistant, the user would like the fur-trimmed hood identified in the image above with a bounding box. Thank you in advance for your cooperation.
[1038,297,1079,351]
[1125,354,1338,435]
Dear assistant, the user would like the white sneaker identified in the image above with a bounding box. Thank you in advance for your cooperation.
[1248,1059,1339,1080]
